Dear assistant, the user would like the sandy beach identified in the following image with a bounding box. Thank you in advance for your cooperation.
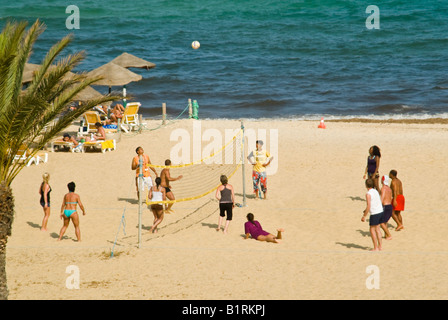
[5,118,448,300]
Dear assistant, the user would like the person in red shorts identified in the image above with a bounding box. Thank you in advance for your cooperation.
[389,169,405,231]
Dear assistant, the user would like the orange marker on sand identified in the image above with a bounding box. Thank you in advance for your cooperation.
[318,117,326,129]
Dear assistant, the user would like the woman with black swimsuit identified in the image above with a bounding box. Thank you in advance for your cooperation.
[363,145,381,191]
[39,172,52,231]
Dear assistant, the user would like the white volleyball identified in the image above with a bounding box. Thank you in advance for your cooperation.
[192,41,200,49]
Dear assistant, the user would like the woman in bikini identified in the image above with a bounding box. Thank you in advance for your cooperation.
[58,182,86,242]
[148,177,166,233]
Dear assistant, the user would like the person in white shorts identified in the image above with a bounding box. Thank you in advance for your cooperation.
[131,146,158,200]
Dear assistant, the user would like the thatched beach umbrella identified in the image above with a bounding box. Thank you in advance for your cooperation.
[86,61,143,107]
[86,62,142,87]
[110,52,156,70]
[73,85,104,102]
[22,63,40,83]
[22,63,78,84]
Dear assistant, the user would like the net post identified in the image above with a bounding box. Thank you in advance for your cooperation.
[188,99,193,118]
[138,155,143,248]
[241,121,247,207]
[162,103,167,125]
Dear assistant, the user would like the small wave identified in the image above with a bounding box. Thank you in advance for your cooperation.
[370,104,427,114]
[198,112,448,122]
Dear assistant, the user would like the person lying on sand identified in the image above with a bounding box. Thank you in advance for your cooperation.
[243,213,283,243]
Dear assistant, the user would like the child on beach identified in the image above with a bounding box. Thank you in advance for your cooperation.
[361,179,384,251]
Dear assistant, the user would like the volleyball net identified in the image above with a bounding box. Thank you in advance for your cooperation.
[145,128,244,206]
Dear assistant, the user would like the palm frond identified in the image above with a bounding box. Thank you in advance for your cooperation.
[0,20,122,185]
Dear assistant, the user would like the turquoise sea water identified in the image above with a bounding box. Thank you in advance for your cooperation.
[1,0,448,119]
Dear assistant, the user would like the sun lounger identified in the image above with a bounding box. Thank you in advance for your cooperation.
[82,139,116,153]
[120,102,141,133]
[13,145,48,166]
[13,145,37,166]
[35,151,49,164]
[51,141,75,152]
[78,111,101,136]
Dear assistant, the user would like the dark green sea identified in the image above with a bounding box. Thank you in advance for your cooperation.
[2,0,448,119]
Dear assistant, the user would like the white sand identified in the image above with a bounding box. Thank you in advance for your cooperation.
[6,118,448,299]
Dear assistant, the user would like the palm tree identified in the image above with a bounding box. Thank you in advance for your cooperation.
[0,20,121,299]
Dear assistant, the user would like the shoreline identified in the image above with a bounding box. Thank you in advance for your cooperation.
[139,113,448,125]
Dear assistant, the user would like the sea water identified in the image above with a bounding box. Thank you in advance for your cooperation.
[1,0,448,119]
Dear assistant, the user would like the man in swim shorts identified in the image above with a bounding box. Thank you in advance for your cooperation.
[389,169,405,231]
[132,147,158,201]
[160,159,183,213]
[379,175,393,240]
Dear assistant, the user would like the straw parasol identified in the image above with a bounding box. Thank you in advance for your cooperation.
[73,85,104,102]
[86,62,142,87]
[22,63,78,84]
[110,52,156,70]
[22,63,41,84]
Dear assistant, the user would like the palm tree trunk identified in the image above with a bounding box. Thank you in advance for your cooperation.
[0,182,14,300]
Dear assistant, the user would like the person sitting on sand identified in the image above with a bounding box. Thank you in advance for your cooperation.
[244,213,284,243]
[148,177,166,234]
[379,175,393,240]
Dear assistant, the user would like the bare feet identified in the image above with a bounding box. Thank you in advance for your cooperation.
[395,225,404,231]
